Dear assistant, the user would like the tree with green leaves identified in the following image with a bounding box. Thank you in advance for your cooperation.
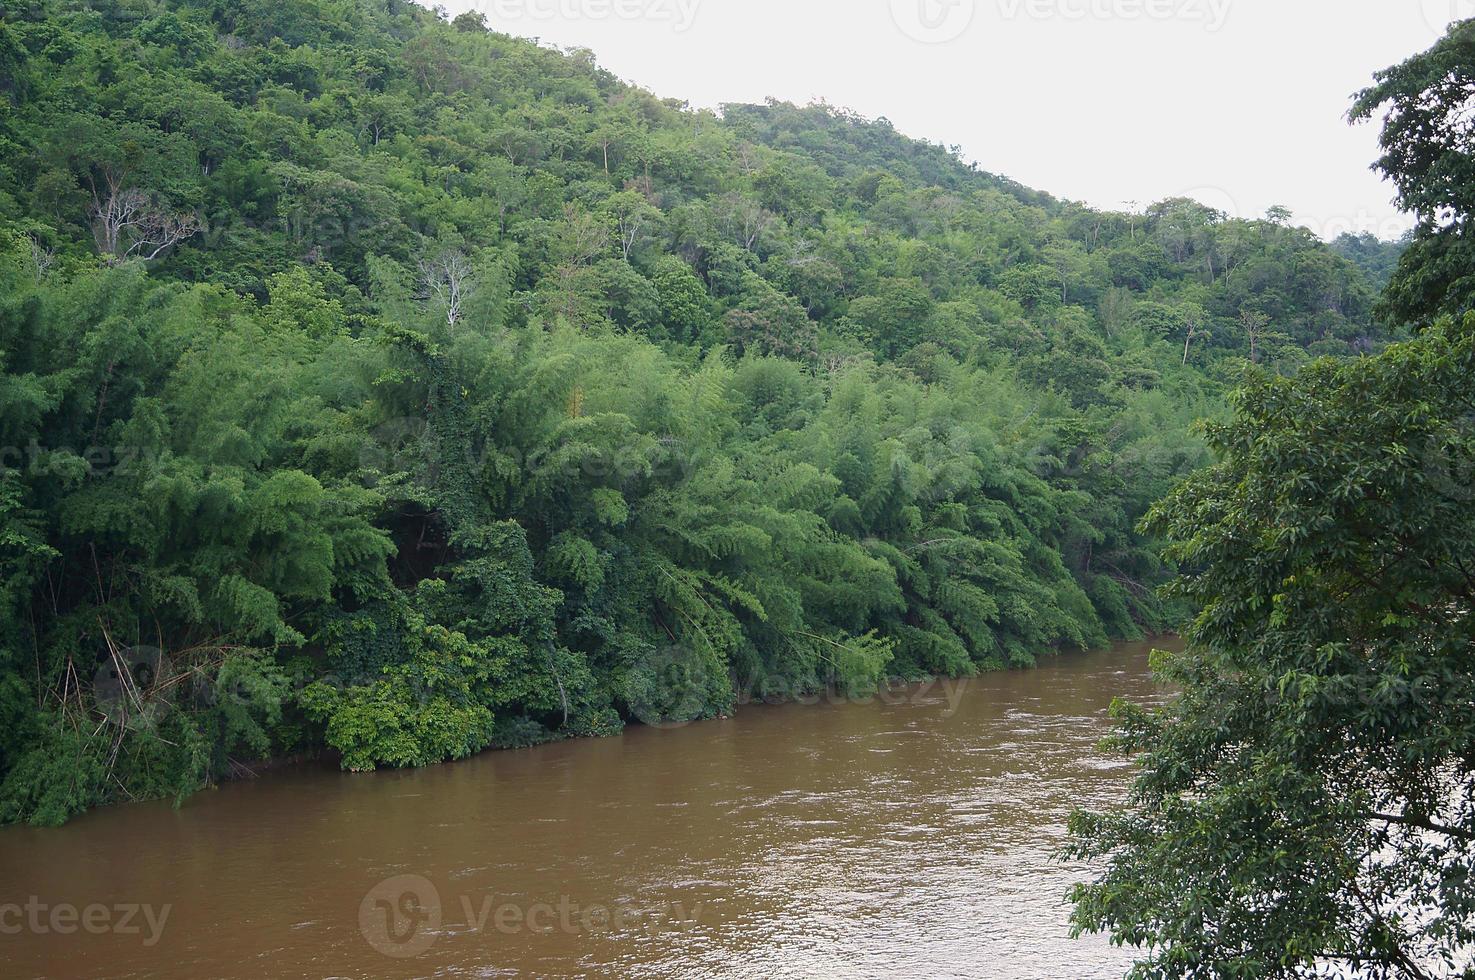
[1353,18,1475,329]
[1070,22,1475,977]
[1069,309,1475,978]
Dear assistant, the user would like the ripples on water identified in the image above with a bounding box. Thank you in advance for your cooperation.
[0,639,1174,980]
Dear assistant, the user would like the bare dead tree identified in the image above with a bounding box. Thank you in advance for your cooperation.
[26,235,55,282]
[723,193,774,252]
[930,193,965,235]
[542,205,612,324]
[1182,313,1202,366]
[1241,309,1271,364]
[417,250,478,326]
[87,170,199,264]
[610,198,652,261]
[735,141,759,176]
[558,204,610,268]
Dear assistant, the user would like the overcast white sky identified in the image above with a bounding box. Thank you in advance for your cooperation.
[440,0,1475,240]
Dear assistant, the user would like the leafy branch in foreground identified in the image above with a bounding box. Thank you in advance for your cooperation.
[1072,25,1475,976]
[1067,311,1475,978]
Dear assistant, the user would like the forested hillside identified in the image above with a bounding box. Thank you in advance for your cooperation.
[1331,230,1409,291]
[0,0,1390,823]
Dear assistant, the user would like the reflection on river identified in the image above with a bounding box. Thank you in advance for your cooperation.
[0,638,1176,979]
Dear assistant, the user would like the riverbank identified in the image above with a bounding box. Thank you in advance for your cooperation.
[0,638,1174,979]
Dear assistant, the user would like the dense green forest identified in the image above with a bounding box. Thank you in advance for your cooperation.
[0,0,1397,824]
[1331,230,1411,292]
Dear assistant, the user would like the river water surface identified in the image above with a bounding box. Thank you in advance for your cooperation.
[0,638,1175,979]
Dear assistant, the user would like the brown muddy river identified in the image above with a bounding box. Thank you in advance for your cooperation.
[0,638,1175,979]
